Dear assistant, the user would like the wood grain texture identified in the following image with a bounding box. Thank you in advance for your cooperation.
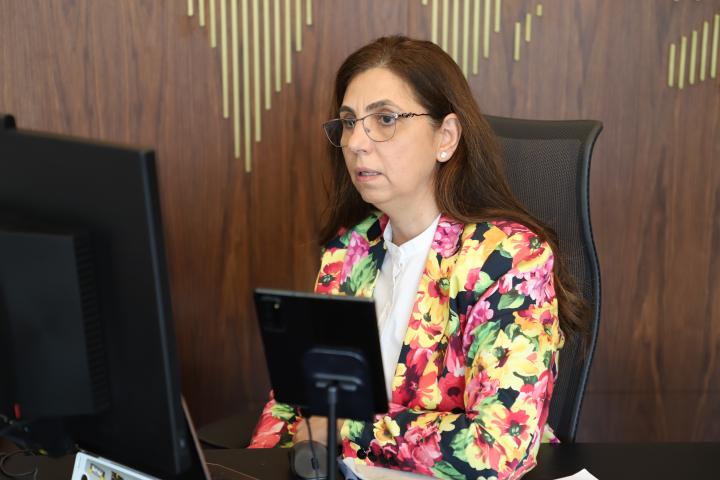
[1,0,718,440]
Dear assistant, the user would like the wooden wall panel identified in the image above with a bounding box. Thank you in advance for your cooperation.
[1,0,718,441]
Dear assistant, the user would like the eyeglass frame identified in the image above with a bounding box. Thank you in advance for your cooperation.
[322,112,432,148]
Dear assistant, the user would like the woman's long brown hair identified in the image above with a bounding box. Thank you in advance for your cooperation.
[319,36,588,346]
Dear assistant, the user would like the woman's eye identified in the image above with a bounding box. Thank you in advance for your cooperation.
[377,114,396,126]
[341,118,356,129]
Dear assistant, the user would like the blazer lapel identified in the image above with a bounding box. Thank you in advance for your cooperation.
[336,213,387,298]
[391,216,465,409]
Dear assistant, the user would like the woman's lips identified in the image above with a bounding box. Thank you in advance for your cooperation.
[355,169,382,182]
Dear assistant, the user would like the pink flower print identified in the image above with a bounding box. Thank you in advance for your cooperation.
[397,422,443,475]
[516,256,555,304]
[465,299,494,336]
[432,219,463,258]
[498,272,515,294]
[492,220,530,236]
[340,231,370,283]
[466,369,500,413]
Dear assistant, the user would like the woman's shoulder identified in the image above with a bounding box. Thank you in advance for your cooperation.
[454,217,554,266]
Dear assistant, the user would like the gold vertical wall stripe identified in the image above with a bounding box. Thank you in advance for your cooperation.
[188,0,194,16]
[442,0,449,51]
[525,13,532,42]
[220,0,229,118]
[689,30,697,85]
[306,0,313,26]
[679,35,687,90]
[252,0,261,142]
[210,0,217,47]
[494,0,501,33]
[274,0,281,91]
[668,43,676,88]
[231,0,240,157]
[700,21,709,82]
[285,0,292,83]
[711,14,719,79]
[242,0,252,171]
[472,0,480,74]
[452,0,460,61]
[295,0,302,52]
[431,0,438,44]
[483,0,491,58]
[199,0,205,27]
[513,21,521,61]
[462,0,470,76]
[536,4,543,17]
[263,0,271,109]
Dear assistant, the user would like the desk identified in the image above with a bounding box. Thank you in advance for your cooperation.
[1,443,717,479]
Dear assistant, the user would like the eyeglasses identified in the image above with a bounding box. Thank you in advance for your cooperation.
[322,112,431,148]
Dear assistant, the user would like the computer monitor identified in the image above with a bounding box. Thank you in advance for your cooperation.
[0,114,195,478]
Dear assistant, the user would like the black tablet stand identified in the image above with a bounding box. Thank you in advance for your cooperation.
[303,347,376,480]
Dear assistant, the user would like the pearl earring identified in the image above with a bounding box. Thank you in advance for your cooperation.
[440,152,448,159]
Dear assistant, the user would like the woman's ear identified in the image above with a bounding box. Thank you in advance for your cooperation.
[435,113,462,163]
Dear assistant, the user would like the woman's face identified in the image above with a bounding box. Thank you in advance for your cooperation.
[340,67,444,216]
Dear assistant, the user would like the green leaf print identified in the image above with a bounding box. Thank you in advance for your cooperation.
[467,321,501,361]
[344,420,365,440]
[472,271,493,294]
[271,402,297,422]
[446,309,459,336]
[543,349,553,368]
[498,292,525,310]
[346,255,376,294]
[432,461,466,480]
[449,428,474,462]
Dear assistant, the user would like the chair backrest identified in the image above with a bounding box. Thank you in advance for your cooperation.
[485,115,603,443]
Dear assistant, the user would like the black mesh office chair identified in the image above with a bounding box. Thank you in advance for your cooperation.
[486,115,603,443]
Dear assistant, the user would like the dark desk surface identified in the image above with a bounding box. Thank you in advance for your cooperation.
[2,443,718,479]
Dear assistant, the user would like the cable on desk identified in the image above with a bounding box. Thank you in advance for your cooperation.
[0,450,38,480]
[205,462,260,480]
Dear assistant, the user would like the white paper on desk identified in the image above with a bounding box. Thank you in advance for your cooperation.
[343,458,434,480]
[553,469,599,480]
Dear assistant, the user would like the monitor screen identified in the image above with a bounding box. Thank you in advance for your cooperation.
[0,116,194,478]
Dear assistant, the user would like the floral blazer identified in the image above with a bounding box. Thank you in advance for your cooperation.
[249,212,564,480]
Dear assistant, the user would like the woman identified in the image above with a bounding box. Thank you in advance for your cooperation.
[249,36,587,479]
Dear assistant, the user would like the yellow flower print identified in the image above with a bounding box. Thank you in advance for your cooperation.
[453,226,506,290]
[480,330,540,391]
[373,417,401,446]
[514,300,562,353]
[489,401,539,462]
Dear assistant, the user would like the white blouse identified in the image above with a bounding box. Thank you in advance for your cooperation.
[373,214,441,400]
[343,214,441,480]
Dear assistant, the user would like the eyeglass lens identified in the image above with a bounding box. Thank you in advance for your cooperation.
[323,113,398,147]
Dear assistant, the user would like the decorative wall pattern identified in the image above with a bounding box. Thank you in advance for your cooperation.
[186,0,314,171]
[186,0,546,171]
[421,0,544,70]
[667,10,719,89]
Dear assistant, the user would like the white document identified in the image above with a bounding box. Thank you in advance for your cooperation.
[342,458,598,480]
[554,469,599,480]
[342,458,434,479]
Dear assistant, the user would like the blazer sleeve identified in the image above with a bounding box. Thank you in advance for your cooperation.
[340,230,564,480]
[247,391,302,448]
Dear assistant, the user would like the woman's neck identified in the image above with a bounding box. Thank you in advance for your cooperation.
[385,205,440,246]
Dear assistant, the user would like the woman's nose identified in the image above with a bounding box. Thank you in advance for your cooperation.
[346,120,372,153]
